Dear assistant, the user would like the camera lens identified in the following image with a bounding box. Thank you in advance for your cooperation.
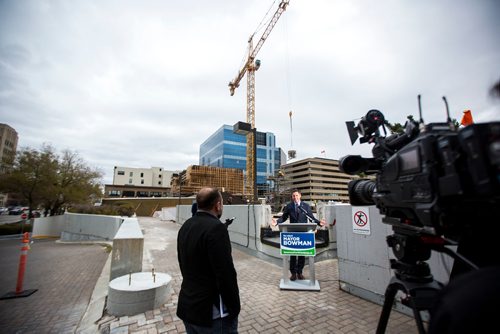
[348,179,376,206]
[339,155,365,175]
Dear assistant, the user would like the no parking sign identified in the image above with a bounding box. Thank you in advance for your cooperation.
[352,207,371,235]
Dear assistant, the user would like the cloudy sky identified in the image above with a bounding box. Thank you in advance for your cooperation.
[1,0,499,185]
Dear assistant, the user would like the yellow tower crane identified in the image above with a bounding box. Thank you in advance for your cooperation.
[229,0,290,201]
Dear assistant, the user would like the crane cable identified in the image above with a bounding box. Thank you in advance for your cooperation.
[283,13,293,149]
[254,0,278,36]
[236,0,279,82]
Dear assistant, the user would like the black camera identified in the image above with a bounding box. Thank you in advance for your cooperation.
[340,103,500,240]
[340,97,500,332]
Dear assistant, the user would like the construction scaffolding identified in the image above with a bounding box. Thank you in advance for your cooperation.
[171,165,244,196]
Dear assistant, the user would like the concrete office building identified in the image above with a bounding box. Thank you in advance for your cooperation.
[0,124,18,207]
[105,166,177,198]
[280,157,358,203]
[199,124,285,196]
[0,123,18,174]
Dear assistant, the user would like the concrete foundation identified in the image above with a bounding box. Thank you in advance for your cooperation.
[107,272,172,316]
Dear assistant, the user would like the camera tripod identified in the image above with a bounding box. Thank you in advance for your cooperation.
[375,259,443,334]
[375,231,479,334]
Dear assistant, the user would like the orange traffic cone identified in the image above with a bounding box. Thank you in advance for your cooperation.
[460,110,474,126]
[0,232,38,299]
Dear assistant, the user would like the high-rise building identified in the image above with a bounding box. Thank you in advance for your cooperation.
[199,124,284,196]
[280,157,359,203]
[0,123,18,206]
[0,123,18,174]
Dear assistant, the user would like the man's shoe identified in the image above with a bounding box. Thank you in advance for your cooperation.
[290,273,297,281]
[297,273,305,280]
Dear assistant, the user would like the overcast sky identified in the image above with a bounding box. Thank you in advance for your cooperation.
[1,0,499,185]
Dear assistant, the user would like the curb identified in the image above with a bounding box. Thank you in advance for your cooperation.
[76,250,112,333]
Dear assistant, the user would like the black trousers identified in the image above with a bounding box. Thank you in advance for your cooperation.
[290,256,305,274]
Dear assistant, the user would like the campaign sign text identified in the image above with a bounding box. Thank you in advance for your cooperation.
[280,232,316,256]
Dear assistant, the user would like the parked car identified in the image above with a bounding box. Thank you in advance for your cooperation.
[0,207,8,214]
[9,206,24,215]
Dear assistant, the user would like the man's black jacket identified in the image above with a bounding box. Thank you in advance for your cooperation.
[177,211,240,326]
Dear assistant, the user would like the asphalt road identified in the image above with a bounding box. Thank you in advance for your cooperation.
[0,214,24,225]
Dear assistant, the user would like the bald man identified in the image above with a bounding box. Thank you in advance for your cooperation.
[177,188,240,333]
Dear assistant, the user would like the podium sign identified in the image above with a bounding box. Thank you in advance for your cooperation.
[280,232,316,256]
[278,223,320,291]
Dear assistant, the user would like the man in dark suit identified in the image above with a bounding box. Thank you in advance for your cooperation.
[272,189,326,281]
[177,188,240,333]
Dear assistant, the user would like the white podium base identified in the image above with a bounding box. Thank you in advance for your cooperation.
[280,278,320,291]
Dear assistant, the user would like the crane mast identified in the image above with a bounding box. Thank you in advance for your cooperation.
[229,0,290,200]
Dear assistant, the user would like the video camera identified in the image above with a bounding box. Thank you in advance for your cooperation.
[340,96,500,333]
[339,97,500,241]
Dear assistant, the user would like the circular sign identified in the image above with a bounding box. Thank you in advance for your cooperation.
[21,213,28,220]
[353,211,368,227]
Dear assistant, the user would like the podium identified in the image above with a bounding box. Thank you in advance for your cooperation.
[278,223,321,291]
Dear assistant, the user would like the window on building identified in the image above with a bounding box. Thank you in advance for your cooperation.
[255,131,266,146]
[141,180,144,184]
[158,181,162,185]
[129,179,132,184]
[108,190,121,197]
[117,171,125,175]
[159,174,162,178]
[130,172,133,177]
[140,172,144,177]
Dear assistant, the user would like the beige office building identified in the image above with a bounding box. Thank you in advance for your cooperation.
[0,123,18,174]
[280,157,358,203]
[103,166,177,198]
[112,166,175,187]
[0,123,18,206]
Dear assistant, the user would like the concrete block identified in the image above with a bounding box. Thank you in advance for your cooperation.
[110,218,144,281]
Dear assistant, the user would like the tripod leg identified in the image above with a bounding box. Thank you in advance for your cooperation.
[376,282,400,334]
[408,298,427,334]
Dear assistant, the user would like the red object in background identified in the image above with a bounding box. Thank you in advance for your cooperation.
[460,110,474,126]
[20,213,27,220]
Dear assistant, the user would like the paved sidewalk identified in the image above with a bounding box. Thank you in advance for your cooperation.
[97,217,418,334]
[0,238,109,333]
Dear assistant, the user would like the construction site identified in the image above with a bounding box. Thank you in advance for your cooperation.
[170,165,244,197]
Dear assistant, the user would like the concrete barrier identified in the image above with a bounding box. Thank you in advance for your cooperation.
[32,215,66,238]
[109,218,144,281]
[32,213,123,241]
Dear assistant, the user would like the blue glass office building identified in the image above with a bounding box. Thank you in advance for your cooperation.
[199,124,283,195]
